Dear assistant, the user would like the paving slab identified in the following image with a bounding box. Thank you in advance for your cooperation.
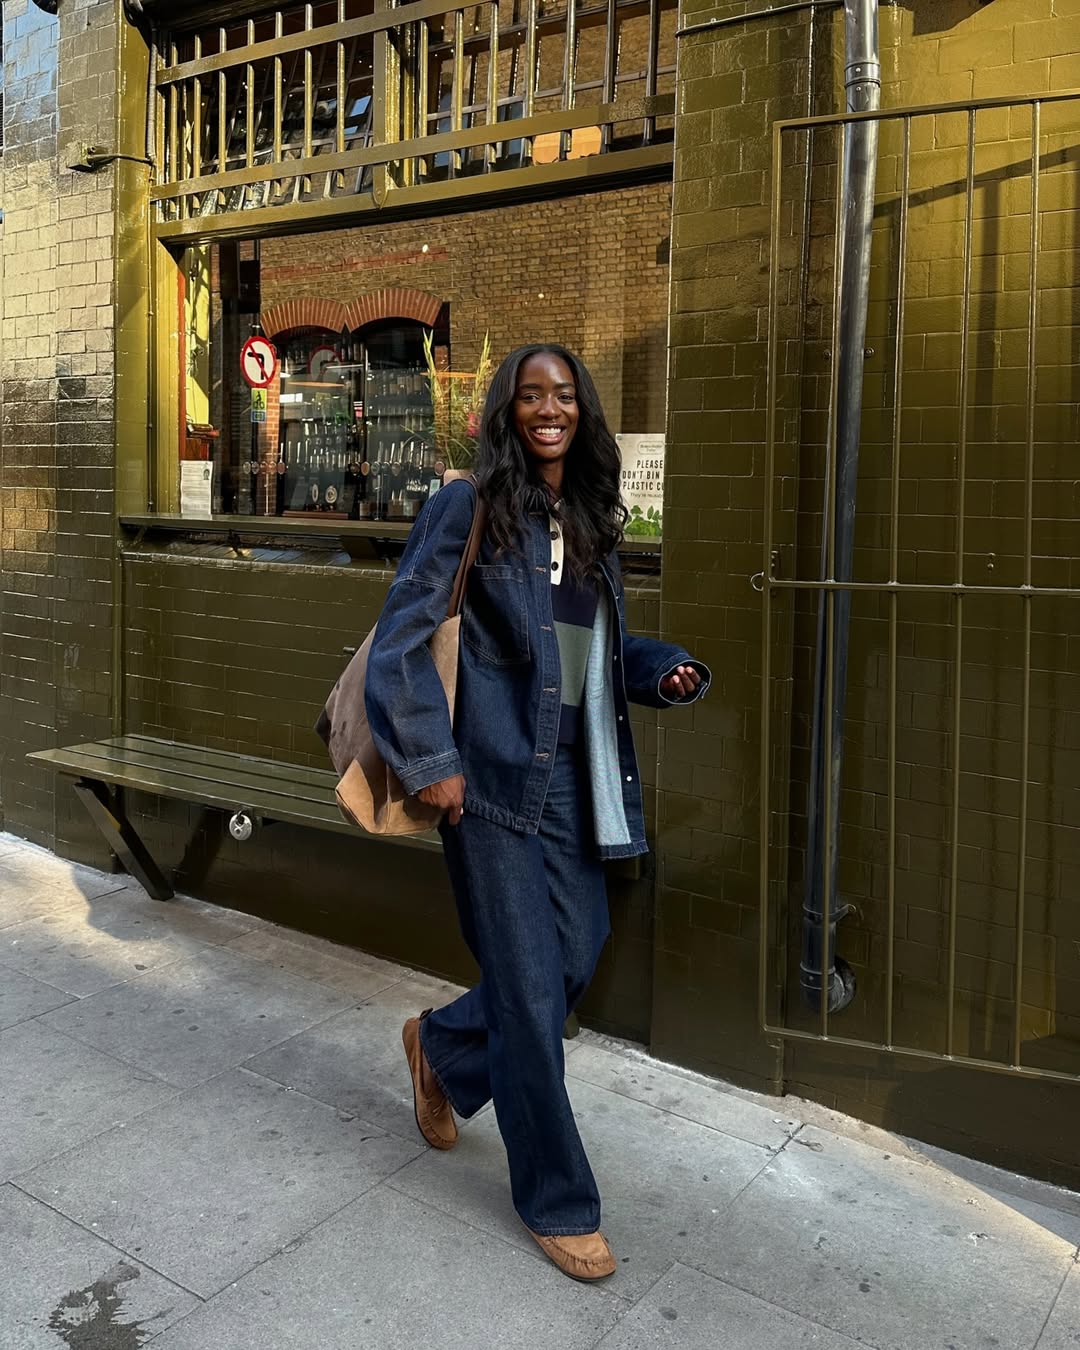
[0,1183,199,1349]
[91,886,263,948]
[1036,1263,1080,1349]
[148,1183,623,1350]
[0,850,131,930]
[0,968,74,1031]
[19,1067,421,1299]
[224,925,408,1000]
[594,1261,868,1350]
[0,1020,175,1181]
[245,972,471,1142]
[0,833,25,858]
[688,1123,1080,1350]
[390,1074,771,1302]
[0,897,222,997]
[568,1040,801,1151]
[38,943,354,1087]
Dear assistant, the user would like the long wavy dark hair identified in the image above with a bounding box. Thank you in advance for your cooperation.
[473,344,627,576]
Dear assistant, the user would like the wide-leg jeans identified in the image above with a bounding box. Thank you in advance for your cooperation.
[419,743,611,1235]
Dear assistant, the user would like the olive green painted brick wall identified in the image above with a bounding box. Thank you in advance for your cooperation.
[662,0,1080,1183]
[0,0,125,864]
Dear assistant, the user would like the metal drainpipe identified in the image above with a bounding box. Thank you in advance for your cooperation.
[800,0,881,1013]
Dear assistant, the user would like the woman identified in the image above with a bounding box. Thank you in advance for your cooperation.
[365,345,709,1282]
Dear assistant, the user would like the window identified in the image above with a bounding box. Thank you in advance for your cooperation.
[174,181,672,528]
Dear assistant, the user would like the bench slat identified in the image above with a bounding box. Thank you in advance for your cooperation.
[115,735,336,792]
[39,742,337,811]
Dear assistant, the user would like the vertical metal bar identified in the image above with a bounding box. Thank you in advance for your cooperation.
[304,5,314,160]
[167,81,178,185]
[1013,99,1040,1068]
[600,0,616,152]
[335,26,347,190]
[273,9,284,176]
[338,0,347,154]
[398,16,417,187]
[371,0,397,200]
[246,21,256,170]
[450,8,465,177]
[560,0,578,159]
[155,66,166,195]
[192,34,203,181]
[523,0,538,120]
[946,107,977,1059]
[485,0,499,171]
[819,125,846,1040]
[415,25,429,178]
[759,118,787,1032]
[643,0,659,145]
[164,57,179,216]
[334,3,349,192]
[885,116,911,1049]
[217,30,228,208]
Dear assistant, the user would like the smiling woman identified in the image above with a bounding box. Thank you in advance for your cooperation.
[362,342,710,1282]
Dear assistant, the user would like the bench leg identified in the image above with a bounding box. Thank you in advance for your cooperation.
[73,779,174,902]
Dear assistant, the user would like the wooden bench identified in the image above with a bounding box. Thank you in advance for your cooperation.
[27,734,439,902]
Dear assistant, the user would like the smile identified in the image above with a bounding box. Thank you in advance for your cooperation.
[530,426,566,445]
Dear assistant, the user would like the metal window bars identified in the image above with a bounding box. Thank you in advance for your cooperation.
[152,0,675,237]
[760,89,1080,1085]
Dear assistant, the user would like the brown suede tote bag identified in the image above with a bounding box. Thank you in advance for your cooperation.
[316,474,486,835]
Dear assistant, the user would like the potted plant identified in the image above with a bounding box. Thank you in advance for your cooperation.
[423,331,493,471]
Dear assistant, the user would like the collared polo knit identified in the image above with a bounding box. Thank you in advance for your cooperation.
[548,513,599,744]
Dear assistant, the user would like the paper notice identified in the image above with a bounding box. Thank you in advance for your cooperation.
[616,433,664,539]
[180,461,214,519]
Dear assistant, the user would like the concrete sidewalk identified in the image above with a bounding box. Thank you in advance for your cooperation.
[1,829,1077,1350]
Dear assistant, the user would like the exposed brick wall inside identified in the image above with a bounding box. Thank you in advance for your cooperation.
[258,181,673,437]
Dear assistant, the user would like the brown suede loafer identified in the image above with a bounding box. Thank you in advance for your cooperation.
[527,1228,617,1281]
[402,1011,458,1151]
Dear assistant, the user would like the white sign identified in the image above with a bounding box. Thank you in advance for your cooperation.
[617,433,664,539]
[240,335,278,389]
[180,461,213,519]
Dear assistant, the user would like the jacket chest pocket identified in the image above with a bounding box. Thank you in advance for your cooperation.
[463,565,531,667]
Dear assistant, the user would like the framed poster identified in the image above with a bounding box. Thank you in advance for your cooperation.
[617,433,664,538]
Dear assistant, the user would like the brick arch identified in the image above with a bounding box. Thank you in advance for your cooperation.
[260,298,348,339]
[261,288,444,340]
[344,287,443,332]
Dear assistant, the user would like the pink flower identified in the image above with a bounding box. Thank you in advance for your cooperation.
[466,410,481,438]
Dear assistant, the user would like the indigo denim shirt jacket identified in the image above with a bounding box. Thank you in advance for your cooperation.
[365,478,711,860]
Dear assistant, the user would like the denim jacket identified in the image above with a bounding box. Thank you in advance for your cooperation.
[364,477,710,859]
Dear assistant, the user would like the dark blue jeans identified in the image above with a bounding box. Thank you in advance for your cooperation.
[420,743,611,1235]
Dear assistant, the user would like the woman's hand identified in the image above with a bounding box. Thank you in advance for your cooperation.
[660,664,703,701]
[417,774,466,825]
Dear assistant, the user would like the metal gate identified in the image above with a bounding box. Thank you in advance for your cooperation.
[759,89,1080,1084]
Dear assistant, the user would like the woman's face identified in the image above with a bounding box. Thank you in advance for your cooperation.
[512,352,580,475]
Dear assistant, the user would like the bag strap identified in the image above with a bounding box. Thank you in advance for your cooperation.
[446,472,488,620]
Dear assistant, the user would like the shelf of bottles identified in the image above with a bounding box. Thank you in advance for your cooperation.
[257,329,445,522]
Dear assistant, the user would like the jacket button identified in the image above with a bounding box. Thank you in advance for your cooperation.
[625,775,633,783]
[618,715,624,722]
[551,560,559,572]
[550,529,559,540]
